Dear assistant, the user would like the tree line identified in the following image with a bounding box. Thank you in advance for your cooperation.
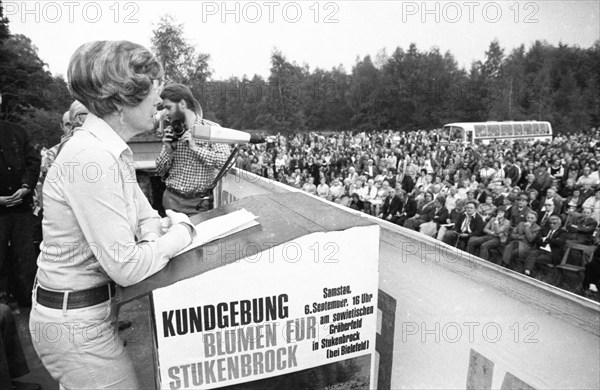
[1,5,598,149]
[198,39,599,135]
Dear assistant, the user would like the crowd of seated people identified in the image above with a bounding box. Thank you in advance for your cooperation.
[238,128,600,294]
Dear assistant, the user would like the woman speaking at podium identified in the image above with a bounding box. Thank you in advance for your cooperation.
[29,41,195,389]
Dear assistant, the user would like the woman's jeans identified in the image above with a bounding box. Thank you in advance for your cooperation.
[29,284,139,389]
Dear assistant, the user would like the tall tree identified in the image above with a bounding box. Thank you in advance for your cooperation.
[151,14,211,86]
[0,0,9,42]
[348,55,386,131]
[266,50,308,133]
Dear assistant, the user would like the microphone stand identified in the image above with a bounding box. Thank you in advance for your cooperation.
[196,144,242,211]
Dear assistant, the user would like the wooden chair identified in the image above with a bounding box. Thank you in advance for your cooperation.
[556,243,597,272]
[555,243,598,287]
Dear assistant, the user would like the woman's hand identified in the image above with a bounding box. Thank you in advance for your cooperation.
[165,209,196,239]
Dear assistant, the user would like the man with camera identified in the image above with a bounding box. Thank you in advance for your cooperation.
[156,84,230,215]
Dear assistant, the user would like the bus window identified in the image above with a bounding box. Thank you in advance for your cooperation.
[500,124,512,136]
[513,123,523,136]
[466,130,473,144]
[531,122,540,134]
[448,126,464,142]
[474,124,487,137]
[540,122,549,134]
[488,124,500,137]
[524,123,533,135]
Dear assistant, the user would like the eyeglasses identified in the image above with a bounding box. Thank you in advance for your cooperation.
[76,112,88,121]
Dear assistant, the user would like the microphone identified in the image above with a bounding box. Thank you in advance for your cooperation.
[191,124,265,144]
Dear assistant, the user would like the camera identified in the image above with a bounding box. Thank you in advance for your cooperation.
[168,119,187,141]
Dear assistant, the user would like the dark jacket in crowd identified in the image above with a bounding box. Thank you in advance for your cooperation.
[401,174,415,194]
[432,206,450,227]
[0,120,40,214]
[534,226,568,265]
[453,212,486,238]
[381,194,402,220]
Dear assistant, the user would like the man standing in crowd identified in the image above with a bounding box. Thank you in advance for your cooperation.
[0,91,40,308]
[156,84,230,215]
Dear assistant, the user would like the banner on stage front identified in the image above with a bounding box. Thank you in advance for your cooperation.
[151,224,380,389]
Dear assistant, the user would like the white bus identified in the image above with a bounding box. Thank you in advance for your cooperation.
[442,121,553,145]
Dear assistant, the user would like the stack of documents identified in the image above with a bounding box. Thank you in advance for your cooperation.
[176,208,259,256]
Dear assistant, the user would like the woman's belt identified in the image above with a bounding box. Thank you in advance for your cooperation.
[36,283,116,309]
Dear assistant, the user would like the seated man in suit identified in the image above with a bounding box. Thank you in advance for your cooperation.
[418,196,449,237]
[538,199,560,230]
[565,207,598,245]
[539,188,563,215]
[524,215,568,276]
[395,189,417,227]
[436,199,466,241]
[380,186,402,223]
[404,191,436,231]
[442,200,485,251]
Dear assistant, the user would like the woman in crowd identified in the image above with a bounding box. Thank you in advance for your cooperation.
[478,194,497,221]
[302,176,317,195]
[30,41,196,389]
[329,178,344,202]
[490,161,505,183]
[415,169,429,191]
[316,172,330,200]
[565,188,584,212]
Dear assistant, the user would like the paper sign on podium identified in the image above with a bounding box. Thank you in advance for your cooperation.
[151,225,380,389]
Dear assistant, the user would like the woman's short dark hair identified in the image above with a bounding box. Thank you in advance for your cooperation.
[68,40,163,117]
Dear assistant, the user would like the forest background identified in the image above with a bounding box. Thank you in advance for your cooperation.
[1,1,598,149]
